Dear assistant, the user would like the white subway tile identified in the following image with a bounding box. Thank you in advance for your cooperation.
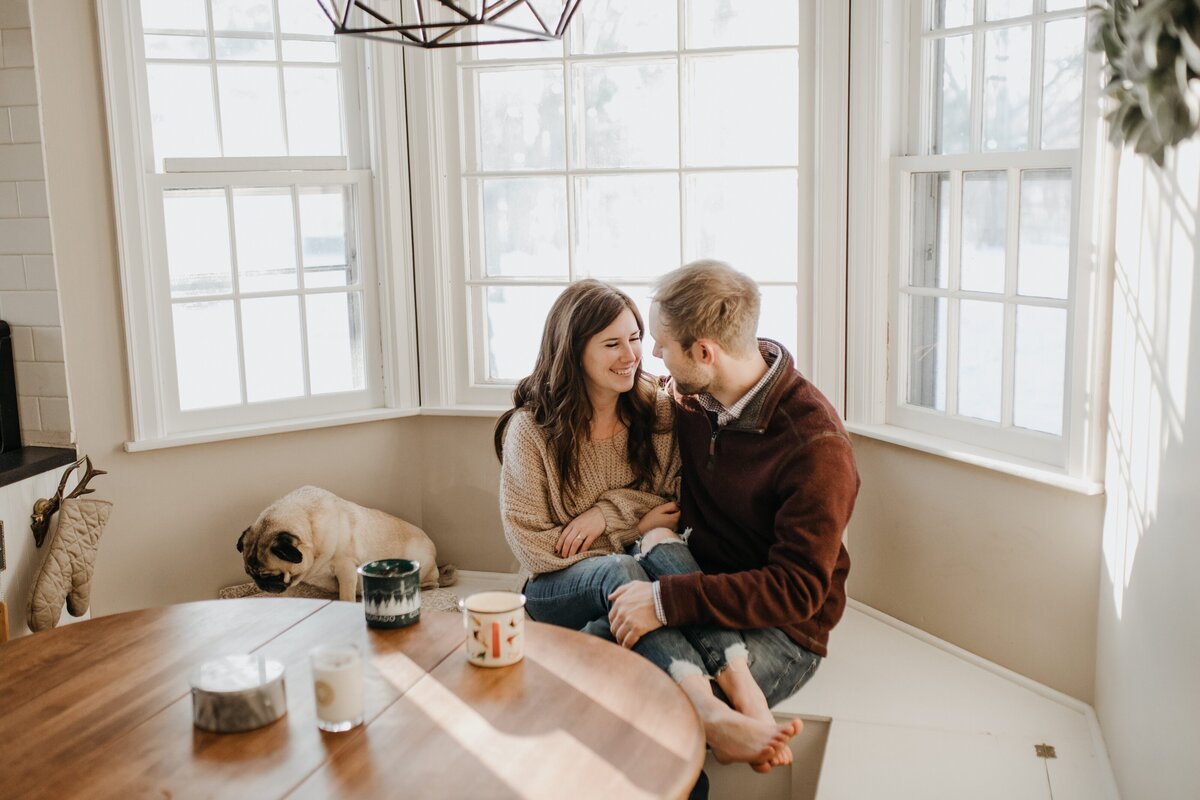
[0,253,22,289]
[8,322,31,359]
[1,28,32,67]
[0,0,31,28]
[0,289,58,325]
[0,111,10,144]
[37,396,70,431]
[0,216,49,253]
[23,428,72,446]
[30,325,60,360]
[0,180,16,216]
[0,142,43,181]
[22,254,52,289]
[16,179,43,216]
[7,106,38,143]
[14,360,66,396]
[17,395,39,430]
[0,67,35,106]
[8,323,30,358]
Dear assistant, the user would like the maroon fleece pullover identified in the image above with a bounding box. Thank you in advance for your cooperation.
[657,345,859,657]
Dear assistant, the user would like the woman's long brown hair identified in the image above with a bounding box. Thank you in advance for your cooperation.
[494,280,663,507]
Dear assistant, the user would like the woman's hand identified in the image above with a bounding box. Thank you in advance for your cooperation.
[637,501,680,535]
[556,507,606,557]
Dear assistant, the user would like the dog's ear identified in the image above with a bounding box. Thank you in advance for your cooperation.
[270,532,304,564]
[237,528,249,553]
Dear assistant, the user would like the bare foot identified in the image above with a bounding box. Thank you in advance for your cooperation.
[702,704,795,766]
[715,659,802,770]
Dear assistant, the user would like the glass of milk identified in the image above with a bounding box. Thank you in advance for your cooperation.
[309,642,365,732]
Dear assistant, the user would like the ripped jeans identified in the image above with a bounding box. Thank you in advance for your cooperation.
[524,540,821,706]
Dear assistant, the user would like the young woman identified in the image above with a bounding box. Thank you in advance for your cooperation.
[495,280,799,770]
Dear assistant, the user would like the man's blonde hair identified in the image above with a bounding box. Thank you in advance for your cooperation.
[652,260,760,356]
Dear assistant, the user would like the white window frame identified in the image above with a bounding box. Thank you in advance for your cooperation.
[97,0,421,450]
[846,0,1114,493]
[404,0,850,411]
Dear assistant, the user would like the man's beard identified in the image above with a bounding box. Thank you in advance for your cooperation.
[672,376,710,396]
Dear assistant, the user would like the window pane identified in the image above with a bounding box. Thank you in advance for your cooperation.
[685,51,799,167]
[1014,305,1066,434]
[957,299,1004,422]
[307,292,365,394]
[983,25,1032,151]
[907,295,948,411]
[173,300,240,410]
[211,0,274,33]
[574,174,680,279]
[933,0,973,29]
[279,0,332,35]
[164,190,232,297]
[573,0,676,54]
[144,34,209,59]
[481,177,568,278]
[759,285,799,362]
[146,64,219,162]
[685,171,797,283]
[1045,0,1085,10]
[985,0,1032,21]
[285,67,344,155]
[1018,169,1072,299]
[242,296,304,402]
[218,66,286,156]
[929,34,972,154]
[1041,16,1085,150]
[477,68,565,171]
[961,171,1007,293]
[910,172,950,289]
[485,286,563,381]
[688,0,799,48]
[141,0,206,31]
[282,40,338,62]
[216,37,275,61]
[575,61,678,168]
[299,187,353,287]
[233,189,297,292]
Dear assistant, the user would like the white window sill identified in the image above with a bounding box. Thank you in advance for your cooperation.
[844,422,1104,495]
[124,407,423,453]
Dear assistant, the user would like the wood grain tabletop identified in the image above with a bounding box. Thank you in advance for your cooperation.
[0,599,705,800]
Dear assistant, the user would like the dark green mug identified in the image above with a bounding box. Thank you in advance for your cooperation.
[357,559,421,628]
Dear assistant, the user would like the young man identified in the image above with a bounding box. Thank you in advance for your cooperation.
[609,259,859,731]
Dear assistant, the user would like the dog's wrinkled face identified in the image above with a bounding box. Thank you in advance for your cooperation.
[237,526,307,594]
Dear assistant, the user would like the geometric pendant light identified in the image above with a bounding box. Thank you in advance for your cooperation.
[315,0,583,49]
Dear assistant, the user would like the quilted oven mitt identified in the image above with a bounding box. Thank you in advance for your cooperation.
[28,497,112,632]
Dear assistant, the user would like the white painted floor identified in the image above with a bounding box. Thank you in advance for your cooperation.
[451,574,1119,800]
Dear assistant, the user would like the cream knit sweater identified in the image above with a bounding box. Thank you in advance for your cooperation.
[500,389,680,579]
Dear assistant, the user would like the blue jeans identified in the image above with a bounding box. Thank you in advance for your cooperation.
[524,542,821,705]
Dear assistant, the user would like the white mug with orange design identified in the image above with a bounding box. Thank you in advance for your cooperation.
[460,591,526,667]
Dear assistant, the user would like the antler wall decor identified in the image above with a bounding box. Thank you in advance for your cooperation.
[30,455,106,547]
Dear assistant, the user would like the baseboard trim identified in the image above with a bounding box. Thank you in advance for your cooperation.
[847,597,1120,800]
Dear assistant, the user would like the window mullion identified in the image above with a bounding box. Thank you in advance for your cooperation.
[1002,167,1021,427]
[677,0,687,265]
[969,3,985,153]
[290,184,313,397]
[946,168,964,417]
[271,0,291,156]
[204,0,225,156]
[1029,18,1046,151]
[223,184,249,404]
[562,44,577,281]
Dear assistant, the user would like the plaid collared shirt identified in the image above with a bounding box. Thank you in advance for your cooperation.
[694,340,783,427]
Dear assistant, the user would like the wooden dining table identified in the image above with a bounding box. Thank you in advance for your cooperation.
[0,598,705,799]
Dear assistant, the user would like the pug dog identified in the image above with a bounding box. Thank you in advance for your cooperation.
[237,486,443,602]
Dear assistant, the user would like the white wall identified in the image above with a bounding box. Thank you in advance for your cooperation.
[0,0,70,447]
[1094,139,1200,798]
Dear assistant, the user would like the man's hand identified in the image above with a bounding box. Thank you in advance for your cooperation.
[608,581,662,648]
[556,507,606,557]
